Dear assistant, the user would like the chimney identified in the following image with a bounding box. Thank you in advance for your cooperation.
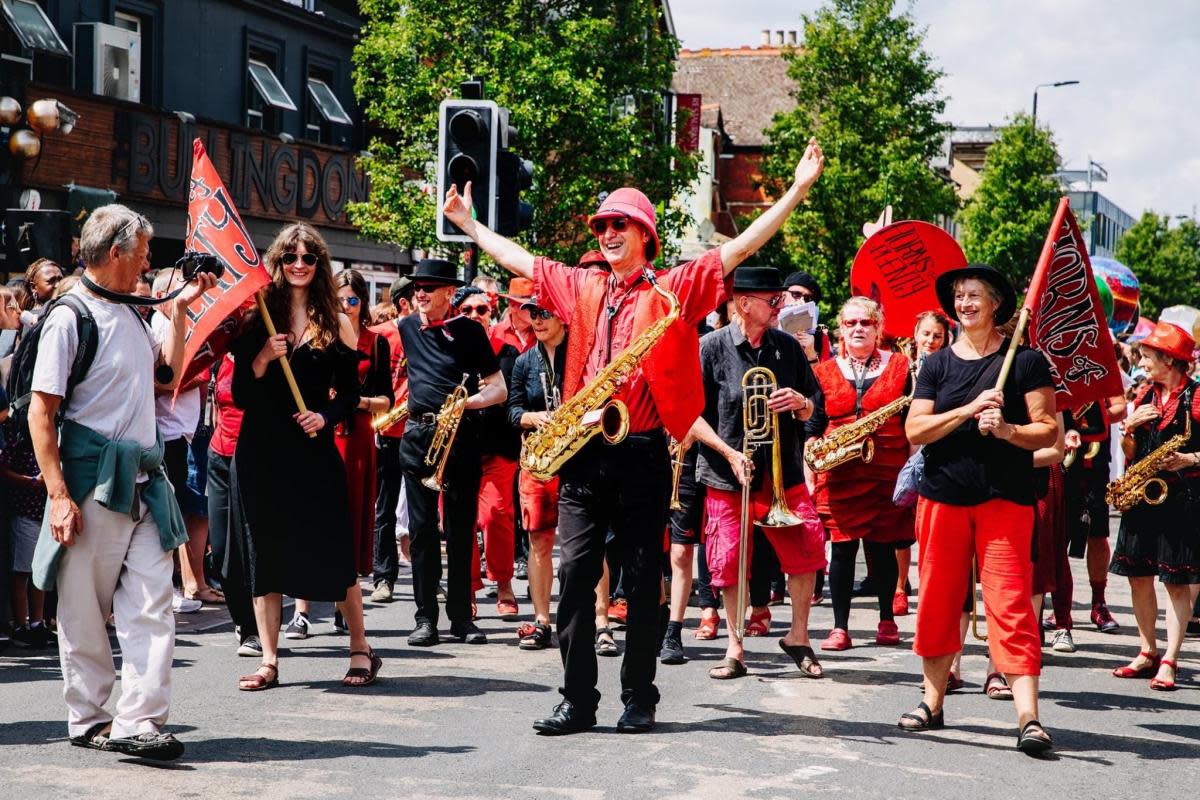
[761,29,771,46]
[776,30,785,45]
[788,30,798,45]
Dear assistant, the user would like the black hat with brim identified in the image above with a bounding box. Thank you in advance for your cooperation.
[411,258,465,287]
[784,271,822,303]
[935,264,1018,326]
[733,266,785,293]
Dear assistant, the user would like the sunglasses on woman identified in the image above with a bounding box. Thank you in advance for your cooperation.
[589,217,630,236]
[339,296,361,307]
[460,304,491,317]
[281,252,318,266]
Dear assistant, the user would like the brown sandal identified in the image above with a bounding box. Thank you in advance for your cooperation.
[343,648,383,687]
[238,662,278,691]
[708,656,748,680]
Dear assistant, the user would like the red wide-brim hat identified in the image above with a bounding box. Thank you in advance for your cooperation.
[1141,320,1196,363]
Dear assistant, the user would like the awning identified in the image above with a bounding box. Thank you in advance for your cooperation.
[1,0,70,56]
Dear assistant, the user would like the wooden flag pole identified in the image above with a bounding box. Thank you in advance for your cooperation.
[255,290,316,438]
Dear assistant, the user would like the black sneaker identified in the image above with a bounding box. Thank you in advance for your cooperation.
[237,635,263,657]
[333,609,348,634]
[10,625,39,648]
[284,613,310,640]
[659,633,686,665]
[449,620,487,644]
[104,731,184,762]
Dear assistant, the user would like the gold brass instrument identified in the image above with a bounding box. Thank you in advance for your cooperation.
[519,268,680,480]
[1106,413,1191,512]
[1062,440,1102,470]
[804,390,912,472]
[421,373,470,492]
[372,393,409,434]
[668,437,690,512]
[732,367,804,641]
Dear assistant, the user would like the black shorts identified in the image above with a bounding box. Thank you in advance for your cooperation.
[669,451,704,546]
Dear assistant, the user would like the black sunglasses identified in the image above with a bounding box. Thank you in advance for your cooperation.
[460,304,491,317]
[589,217,630,236]
[527,307,555,321]
[281,252,318,266]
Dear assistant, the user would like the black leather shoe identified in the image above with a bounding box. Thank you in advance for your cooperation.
[407,622,439,647]
[616,701,656,733]
[532,701,596,735]
[449,621,487,644]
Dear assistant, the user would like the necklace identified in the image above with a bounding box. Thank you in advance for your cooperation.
[846,351,880,373]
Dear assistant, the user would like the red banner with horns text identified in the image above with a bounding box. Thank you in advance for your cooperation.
[1026,197,1124,410]
[177,139,271,387]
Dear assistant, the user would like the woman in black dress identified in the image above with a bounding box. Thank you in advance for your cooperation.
[233,222,381,690]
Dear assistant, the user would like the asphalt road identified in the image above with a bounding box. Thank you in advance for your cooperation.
[2,522,1197,800]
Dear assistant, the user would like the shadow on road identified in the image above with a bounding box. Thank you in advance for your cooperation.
[179,736,474,763]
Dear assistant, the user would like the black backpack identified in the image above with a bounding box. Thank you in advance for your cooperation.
[4,295,99,447]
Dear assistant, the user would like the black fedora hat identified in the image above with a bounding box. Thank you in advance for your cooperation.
[410,258,465,287]
[733,266,785,293]
[935,264,1017,326]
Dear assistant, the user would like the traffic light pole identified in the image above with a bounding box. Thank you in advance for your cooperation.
[464,243,479,285]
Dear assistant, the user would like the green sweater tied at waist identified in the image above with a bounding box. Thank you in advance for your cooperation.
[32,418,187,591]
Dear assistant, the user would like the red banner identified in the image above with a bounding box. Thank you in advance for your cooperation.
[1026,198,1124,410]
[676,93,702,152]
[177,139,271,386]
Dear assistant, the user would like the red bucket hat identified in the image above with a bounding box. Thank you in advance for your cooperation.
[587,187,660,261]
[1141,320,1196,363]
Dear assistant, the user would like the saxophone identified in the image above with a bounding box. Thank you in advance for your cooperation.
[804,391,912,472]
[1106,414,1192,512]
[519,268,681,480]
[372,357,409,434]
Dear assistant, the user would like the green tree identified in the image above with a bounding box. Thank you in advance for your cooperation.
[351,0,698,267]
[958,112,1061,288]
[758,0,957,311]
[1115,212,1200,320]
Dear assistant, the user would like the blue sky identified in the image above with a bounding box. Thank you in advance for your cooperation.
[672,0,1199,222]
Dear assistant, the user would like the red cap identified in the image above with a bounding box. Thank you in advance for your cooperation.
[587,187,660,261]
[1142,320,1196,363]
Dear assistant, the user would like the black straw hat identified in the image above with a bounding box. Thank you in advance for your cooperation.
[733,266,785,293]
[410,258,465,287]
[935,264,1017,326]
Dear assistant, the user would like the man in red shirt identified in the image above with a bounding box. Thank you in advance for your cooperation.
[442,138,825,735]
[493,277,536,355]
[368,276,413,602]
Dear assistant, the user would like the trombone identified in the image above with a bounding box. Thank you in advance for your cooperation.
[733,367,804,640]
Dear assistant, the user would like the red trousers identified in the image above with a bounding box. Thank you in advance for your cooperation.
[472,455,517,590]
[914,497,1041,676]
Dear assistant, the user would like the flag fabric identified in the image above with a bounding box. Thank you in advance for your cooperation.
[177,139,271,386]
[1025,197,1125,410]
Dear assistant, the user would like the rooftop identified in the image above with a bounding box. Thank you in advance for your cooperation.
[673,45,797,147]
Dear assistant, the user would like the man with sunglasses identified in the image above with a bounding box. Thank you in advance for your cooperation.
[399,260,506,647]
[442,139,824,735]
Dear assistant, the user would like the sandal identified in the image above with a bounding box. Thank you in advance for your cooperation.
[778,640,824,678]
[595,626,619,657]
[708,656,748,679]
[897,701,944,731]
[186,587,226,605]
[1017,719,1053,755]
[68,721,112,751]
[518,622,552,650]
[343,648,383,687]
[946,673,965,693]
[238,662,279,692]
[984,671,1013,700]
[1150,658,1178,691]
[496,599,519,621]
[745,608,771,637]
[1113,650,1161,679]
[694,612,720,640]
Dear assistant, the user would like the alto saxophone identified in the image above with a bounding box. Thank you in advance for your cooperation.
[519,268,681,480]
[422,373,470,492]
[805,391,912,472]
[1106,414,1192,512]
[372,388,409,434]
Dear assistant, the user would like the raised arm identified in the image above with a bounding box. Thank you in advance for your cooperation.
[719,138,825,275]
[443,182,535,279]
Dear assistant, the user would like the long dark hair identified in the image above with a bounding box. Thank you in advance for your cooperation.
[262,223,340,349]
[334,268,370,331]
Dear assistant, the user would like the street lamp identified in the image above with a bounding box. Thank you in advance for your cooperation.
[1032,80,1079,126]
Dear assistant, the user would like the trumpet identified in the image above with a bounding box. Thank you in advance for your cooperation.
[733,367,804,641]
[668,437,690,512]
[422,373,470,492]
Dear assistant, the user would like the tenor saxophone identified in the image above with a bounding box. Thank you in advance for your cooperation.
[519,268,681,480]
[1106,414,1192,512]
[804,391,912,472]
[422,373,470,492]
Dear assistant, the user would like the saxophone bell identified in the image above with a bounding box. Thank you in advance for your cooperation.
[1143,477,1169,505]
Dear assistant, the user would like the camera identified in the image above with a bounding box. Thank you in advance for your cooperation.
[177,251,225,282]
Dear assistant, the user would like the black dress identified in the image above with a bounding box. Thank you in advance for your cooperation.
[231,321,361,601]
[1110,379,1200,585]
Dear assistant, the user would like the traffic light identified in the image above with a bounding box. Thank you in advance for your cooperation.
[436,98,498,242]
[495,150,533,236]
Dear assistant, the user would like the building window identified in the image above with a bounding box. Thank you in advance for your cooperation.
[113,11,139,33]
[1,0,70,56]
[246,54,295,132]
[304,72,351,143]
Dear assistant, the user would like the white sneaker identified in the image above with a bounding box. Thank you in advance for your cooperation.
[1051,628,1076,653]
[172,590,202,614]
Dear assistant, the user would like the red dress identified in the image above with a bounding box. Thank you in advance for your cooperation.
[812,353,915,543]
[335,328,390,575]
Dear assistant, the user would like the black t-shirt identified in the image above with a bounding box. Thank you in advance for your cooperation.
[398,315,500,417]
[915,341,1054,506]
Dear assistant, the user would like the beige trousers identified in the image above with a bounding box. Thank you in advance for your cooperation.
[55,491,175,738]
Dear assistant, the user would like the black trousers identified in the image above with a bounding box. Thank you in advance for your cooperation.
[206,451,257,638]
[374,436,404,585]
[830,539,897,630]
[556,433,670,712]
[404,443,483,628]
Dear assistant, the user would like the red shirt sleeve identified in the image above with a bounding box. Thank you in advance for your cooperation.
[533,257,587,323]
[663,247,732,326]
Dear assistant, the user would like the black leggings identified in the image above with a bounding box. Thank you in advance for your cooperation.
[829,539,897,630]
